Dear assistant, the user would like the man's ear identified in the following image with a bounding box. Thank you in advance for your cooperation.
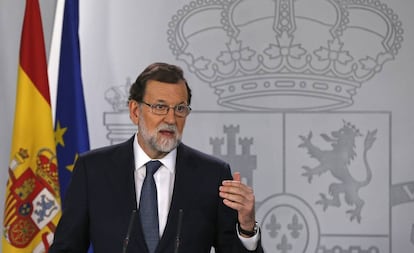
[128,100,139,125]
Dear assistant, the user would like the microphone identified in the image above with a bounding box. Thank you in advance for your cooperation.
[174,209,184,253]
[122,209,137,253]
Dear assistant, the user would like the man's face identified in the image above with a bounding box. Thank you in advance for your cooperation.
[129,80,189,158]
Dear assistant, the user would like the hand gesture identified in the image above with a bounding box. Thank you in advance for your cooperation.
[219,172,256,234]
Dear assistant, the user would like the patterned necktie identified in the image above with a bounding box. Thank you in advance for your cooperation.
[139,160,162,253]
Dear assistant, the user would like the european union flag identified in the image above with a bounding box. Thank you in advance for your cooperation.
[55,0,89,202]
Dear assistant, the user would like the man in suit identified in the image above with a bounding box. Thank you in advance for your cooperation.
[49,62,263,253]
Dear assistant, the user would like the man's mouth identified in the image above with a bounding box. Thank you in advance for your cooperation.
[159,129,175,137]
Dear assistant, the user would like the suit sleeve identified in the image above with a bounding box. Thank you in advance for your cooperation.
[49,156,90,253]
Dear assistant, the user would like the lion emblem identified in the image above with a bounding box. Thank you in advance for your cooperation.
[299,121,377,223]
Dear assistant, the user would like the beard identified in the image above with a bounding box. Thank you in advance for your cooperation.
[138,113,182,153]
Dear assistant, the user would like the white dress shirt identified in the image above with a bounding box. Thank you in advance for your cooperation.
[133,136,175,236]
[132,134,259,250]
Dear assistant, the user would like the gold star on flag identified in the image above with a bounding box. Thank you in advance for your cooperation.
[55,121,68,147]
[66,153,79,172]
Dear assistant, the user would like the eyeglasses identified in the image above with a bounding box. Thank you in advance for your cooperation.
[140,101,191,117]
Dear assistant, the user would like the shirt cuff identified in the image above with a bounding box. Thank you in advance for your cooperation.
[236,224,260,251]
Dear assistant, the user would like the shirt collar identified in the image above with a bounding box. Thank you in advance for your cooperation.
[133,133,176,173]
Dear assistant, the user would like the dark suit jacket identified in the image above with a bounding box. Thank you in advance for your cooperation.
[49,137,263,253]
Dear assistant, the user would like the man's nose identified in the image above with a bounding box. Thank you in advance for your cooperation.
[163,108,177,124]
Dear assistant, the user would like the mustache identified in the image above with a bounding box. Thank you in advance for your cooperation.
[157,124,177,132]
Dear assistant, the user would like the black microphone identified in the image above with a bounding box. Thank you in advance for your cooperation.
[174,209,184,253]
[122,209,137,253]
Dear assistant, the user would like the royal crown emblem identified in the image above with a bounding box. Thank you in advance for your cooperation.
[167,0,403,111]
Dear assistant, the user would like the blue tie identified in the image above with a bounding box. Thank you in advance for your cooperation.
[140,160,162,253]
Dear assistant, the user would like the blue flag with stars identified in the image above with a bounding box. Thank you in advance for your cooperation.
[54,0,89,202]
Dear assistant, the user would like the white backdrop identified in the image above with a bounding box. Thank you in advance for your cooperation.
[1,0,414,252]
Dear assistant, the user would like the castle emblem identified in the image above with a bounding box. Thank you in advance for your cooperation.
[210,125,256,186]
[167,0,403,111]
[299,121,377,223]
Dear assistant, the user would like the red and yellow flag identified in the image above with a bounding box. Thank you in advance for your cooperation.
[2,0,61,252]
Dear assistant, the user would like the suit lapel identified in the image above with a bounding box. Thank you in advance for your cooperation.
[156,144,199,252]
[104,136,149,251]
[105,137,137,212]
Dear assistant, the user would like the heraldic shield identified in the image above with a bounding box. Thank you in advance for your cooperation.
[4,148,61,250]
[182,111,390,253]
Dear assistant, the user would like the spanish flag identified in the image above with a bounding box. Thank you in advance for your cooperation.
[2,0,61,252]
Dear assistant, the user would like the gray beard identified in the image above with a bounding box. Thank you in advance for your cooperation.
[138,114,182,153]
